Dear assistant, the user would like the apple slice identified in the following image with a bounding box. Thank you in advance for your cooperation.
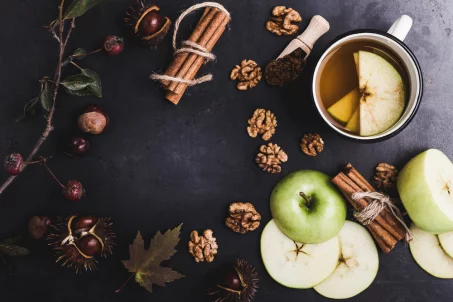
[314,221,379,299]
[397,149,453,234]
[327,89,360,123]
[439,232,453,258]
[346,107,360,133]
[260,220,340,289]
[358,51,405,136]
[353,52,359,75]
[409,223,453,278]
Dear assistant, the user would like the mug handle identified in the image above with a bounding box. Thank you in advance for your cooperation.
[387,15,413,41]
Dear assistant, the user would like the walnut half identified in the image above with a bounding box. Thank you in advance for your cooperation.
[300,133,324,157]
[266,6,302,36]
[225,202,261,234]
[373,163,399,192]
[247,108,277,141]
[230,60,262,90]
[256,143,288,174]
[188,229,218,263]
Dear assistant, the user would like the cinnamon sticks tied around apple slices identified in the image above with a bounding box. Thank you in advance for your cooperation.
[332,163,411,253]
[151,3,231,105]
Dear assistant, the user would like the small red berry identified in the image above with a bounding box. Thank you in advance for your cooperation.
[63,180,84,201]
[4,153,24,175]
[103,35,124,56]
[70,137,90,156]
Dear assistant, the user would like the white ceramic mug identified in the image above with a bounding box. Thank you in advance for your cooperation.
[312,15,423,141]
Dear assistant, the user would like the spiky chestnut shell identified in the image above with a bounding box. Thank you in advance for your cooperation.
[208,259,259,302]
[47,215,115,273]
[124,1,171,49]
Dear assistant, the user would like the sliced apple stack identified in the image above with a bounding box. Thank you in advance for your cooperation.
[326,50,406,136]
[261,220,379,298]
[409,224,453,278]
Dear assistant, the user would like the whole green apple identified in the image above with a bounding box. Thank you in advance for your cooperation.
[397,149,453,234]
[270,170,347,244]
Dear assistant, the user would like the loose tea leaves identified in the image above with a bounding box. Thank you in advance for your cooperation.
[265,49,305,87]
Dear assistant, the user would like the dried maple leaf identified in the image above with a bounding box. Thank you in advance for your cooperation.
[117,224,184,293]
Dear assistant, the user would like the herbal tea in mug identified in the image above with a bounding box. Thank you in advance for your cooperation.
[318,40,409,136]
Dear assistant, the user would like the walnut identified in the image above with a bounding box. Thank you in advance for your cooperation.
[225,202,261,234]
[373,163,399,192]
[188,229,218,263]
[255,143,288,174]
[300,133,324,156]
[230,60,262,90]
[266,6,302,36]
[247,109,277,141]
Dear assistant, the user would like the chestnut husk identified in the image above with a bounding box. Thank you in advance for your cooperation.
[124,1,171,49]
[208,259,259,302]
[47,215,115,273]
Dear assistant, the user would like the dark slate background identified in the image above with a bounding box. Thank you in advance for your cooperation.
[0,0,452,301]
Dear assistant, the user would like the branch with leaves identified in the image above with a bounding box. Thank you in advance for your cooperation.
[0,0,122,196]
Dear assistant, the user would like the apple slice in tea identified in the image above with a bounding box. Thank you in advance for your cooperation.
[346,107,360,133]
[409,223,453,278]
[260,220,340,289]
[327,88,360,123]
[314,221,379,299]
[353,52,359,74]
[358,51,405,136]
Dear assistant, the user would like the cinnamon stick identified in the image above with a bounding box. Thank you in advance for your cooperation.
[166,11,230,104]
[161,8,216,87]
[343,164,406,240]
[332,173,398,253]
[167,10,227,93]
[332,163,410,253]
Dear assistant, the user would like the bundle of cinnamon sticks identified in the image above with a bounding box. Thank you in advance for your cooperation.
[332,163,407,253]
[160,7,230,105]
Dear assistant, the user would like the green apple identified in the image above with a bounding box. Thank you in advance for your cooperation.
[397,149,453,233]
[270,170,347,244]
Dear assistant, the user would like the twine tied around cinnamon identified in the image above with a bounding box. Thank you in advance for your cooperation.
[352,191,413,242]
[150,2,231,86]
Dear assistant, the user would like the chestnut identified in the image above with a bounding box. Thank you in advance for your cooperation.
[78,105,108,135]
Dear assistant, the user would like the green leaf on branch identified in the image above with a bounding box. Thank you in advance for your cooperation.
[17,97,39,122]
[63,0,104,20]
[61,74,95,91]
[64,87,93,96]
[72,48,87,60]
[40,82,53,112]
[0,237,29,257]
[120,225,184,293]
[81,69,102,98]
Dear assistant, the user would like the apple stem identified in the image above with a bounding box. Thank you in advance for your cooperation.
[299,192,312,207]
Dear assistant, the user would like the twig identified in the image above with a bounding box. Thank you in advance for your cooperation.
[42,161,65,189]
[0,0,73,195]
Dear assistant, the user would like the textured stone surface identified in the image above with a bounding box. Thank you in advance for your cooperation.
[0,0,452,301]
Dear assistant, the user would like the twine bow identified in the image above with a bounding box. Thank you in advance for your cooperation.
[352,191,413,242]
[150,2,231,86]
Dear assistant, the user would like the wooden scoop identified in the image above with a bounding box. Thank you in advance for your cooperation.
[278,15,330,59]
